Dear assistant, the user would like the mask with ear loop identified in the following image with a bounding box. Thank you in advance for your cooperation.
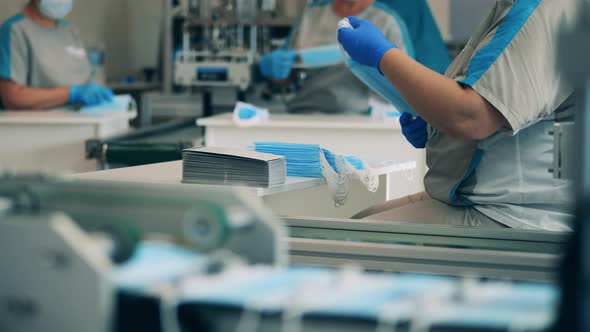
[39,0,74,20]
[251,142,409,207]
[338,18,417,117]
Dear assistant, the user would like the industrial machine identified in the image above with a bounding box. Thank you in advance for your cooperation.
[173,0,260,91]
[0,175,565,332]
[143,0,300,123]
[86,119,203,169]
[286,216,565,281]
[169,0,301,90]
[0,175,284,332]
[3,1,590,331]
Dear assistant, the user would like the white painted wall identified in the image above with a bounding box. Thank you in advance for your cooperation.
[0,0,158,80]
[0,0,494,80]
[0,0,27,22]
[123,0,162,79]
[449,0,496,40]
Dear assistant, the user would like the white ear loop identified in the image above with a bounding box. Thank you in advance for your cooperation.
[342,158,380,193]
[337,17,354,30]
[320,151,350,207]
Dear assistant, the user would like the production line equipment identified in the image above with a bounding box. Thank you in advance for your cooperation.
[0,175,284,332]
[0,175,566,332]
[173,1,281,94]
[140,0,296,126]
[286,216,566,281]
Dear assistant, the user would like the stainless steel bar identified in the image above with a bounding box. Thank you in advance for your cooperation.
[286,217,567,254]
[289,238,559,281]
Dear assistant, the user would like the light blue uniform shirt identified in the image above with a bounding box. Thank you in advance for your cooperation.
[0,13,91,109]
[425,0,578,231]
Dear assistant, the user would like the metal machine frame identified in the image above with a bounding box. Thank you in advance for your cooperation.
[286,217,565,281]
[175,50,253,90]
[0,176,285,265]
[0,175,286,332]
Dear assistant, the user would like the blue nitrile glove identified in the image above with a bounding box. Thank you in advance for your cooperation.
[337,16,398,71]
[259,49,297,80]
[400,112,428,149]
[69,83,114,106]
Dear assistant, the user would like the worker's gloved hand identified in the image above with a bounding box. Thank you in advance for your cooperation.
[400,113,428,149]
[259,49,297,80]
[337,16,398,72]
[69,83,114,106]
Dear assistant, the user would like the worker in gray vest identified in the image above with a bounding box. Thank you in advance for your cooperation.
[259,0,412,114]
[0,0,113,110]
[342,0,577,231]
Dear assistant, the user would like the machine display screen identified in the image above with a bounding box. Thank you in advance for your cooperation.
[197,67,228,81]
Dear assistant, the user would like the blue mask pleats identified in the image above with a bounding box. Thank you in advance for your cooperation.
[254,142,324,178]
[253,142,365,178]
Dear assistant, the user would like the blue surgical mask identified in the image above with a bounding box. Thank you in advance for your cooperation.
[253,142,384,206]
[253,142,367,177]
[338,19,416,116]
[345,58,416,116]
[253,142,324,178]
[39,0,74,20]
[298,45,344,68]
[233,102,269,127]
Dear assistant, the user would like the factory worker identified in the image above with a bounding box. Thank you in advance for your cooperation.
[381,0,450,74]
[0,0,113,110]
[341,0,576,231]
[259,0,413,114]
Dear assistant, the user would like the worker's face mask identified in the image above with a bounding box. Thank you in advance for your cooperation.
[39,0,74,20]
[337,18,417,117]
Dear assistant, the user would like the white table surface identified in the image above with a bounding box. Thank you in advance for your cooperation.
[197,112,426,200]
[197,112,401,130]
[0,109,137,124]
[73,159,417,218]
[74,161,328,197]
[0,109,135,173]
[75,160,415,196]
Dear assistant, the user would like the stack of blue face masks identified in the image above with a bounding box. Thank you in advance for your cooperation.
[253,142,365,178]
[253,142,378,206]
[253,142,324,178]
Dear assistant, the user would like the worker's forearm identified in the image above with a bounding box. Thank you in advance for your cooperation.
[1,85,70,110]
[379,49,505,139]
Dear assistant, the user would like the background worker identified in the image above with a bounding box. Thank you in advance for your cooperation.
[260,0,412,114]
[0,0,113,110]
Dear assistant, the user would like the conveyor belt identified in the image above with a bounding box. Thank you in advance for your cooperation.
[287,217,566,253]
[289,238,559,281]
[286,217,566,281]
[86,119,202,168]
